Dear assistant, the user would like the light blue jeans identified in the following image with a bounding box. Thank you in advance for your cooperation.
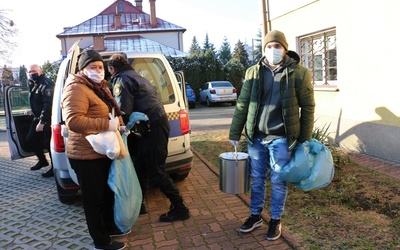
[247,137,290,220]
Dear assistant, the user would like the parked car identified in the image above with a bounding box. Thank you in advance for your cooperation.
[5,41,193,203]
[199,81,237,107]
[179,82,196,109]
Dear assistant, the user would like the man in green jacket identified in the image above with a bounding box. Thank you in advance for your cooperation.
[229,30,315,241]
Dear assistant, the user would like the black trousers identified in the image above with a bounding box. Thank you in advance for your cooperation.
[128,113,183,205]
[25,118,51,162]
[69,157,118,246]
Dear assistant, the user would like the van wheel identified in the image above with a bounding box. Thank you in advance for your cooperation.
[171,173,189,181]
[231,101,236,106]
[206,98,213,107]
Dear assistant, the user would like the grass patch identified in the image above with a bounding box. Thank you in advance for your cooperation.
[191,130,400,249]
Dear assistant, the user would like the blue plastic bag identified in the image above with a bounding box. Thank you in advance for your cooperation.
[279,139,334,191]
[107,112,148,233]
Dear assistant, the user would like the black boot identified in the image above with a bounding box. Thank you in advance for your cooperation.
[30,160,49,170]
[159,203,190,222]
[140,201,147,215]
[42,166,54,177]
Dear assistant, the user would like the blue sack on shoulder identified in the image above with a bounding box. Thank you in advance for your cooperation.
[279,139,334,191]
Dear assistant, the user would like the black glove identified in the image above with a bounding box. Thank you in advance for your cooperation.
[131,120,150,137]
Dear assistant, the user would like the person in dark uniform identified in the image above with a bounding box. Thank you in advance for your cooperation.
[25,64,54,177]
[108,53,190,222]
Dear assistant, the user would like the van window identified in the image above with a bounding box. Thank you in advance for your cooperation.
[132,58,175,105]
[6,88,30,114]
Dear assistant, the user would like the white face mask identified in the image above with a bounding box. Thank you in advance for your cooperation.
[86,69,104,83]
[265,48,284,65]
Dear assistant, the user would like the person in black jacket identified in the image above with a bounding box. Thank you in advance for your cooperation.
[25,64,54,177]
[108,53,190,222]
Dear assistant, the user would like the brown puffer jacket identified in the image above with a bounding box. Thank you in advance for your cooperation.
[61,74,114,160]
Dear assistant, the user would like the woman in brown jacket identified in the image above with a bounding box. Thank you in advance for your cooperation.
[61,50,126,250]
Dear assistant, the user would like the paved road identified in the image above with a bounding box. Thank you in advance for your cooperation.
[0,125,298,249]
[187,104,235,136]
[2,105,400,249]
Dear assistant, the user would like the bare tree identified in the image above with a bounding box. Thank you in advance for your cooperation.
[0,9,18,64]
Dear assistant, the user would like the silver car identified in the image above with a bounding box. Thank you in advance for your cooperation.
[199,81,237,107]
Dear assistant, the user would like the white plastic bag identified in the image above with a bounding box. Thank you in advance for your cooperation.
[86,130,127,160]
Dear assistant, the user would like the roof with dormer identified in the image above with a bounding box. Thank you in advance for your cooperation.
[83,36,188,57]
[56,0,187,57]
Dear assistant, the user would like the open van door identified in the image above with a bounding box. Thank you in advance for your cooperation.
[175,71,188,110]
[5,39,81,163]
[4,85,34,160]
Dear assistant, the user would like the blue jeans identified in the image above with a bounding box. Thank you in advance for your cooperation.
[247,137,290,219]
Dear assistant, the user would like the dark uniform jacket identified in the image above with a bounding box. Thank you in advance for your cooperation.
[28,74,54,124]
[111,65,165,124]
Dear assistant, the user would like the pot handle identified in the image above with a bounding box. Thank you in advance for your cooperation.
[234,145,238,167]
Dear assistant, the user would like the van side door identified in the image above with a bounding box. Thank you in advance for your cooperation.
[4,85,34,160]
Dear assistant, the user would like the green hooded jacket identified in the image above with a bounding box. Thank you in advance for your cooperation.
[229,51,315,150]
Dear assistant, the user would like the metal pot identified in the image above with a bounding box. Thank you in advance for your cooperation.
[219,149,250,194]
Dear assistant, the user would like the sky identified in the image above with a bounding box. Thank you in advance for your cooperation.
[1,0,265,68]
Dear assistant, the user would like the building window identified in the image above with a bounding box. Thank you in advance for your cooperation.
[117,3,124,13]
[299,28,337,90]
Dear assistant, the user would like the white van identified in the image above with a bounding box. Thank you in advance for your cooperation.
[5,41,193,203]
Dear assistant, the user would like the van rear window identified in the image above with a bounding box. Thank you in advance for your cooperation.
[133,58,175,104]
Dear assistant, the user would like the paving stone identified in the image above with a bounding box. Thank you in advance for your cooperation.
[0,132,302,249]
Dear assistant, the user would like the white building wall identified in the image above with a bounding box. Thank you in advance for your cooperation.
[268,0,400,163]
[141,32,183,50]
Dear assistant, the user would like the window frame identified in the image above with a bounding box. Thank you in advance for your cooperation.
[299,28,338,91]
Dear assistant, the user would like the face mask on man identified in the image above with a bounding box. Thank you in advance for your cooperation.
[29,73,40,82]
[265,48,284,65]
[86,70,105,83]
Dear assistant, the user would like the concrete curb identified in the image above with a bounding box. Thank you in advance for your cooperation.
[190,146,305,250]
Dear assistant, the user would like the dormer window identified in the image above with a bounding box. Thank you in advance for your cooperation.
[117,3,124,14]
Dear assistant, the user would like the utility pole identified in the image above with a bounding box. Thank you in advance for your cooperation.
[261,0,270,55]
[261,0,268,38]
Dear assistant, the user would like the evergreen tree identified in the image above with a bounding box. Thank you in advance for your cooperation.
[19,65,27,84]
[188,36,202,56]
[253,29,263,63]
[202,49,224,81]
[42,60,61,82]
[218,36,232,65]
[232,40,250,69]
[202,33,216,55]
[224,59,245,95]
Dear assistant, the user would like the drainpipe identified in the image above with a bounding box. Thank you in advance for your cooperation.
[261,0,271,56]
[261,0,271,38]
